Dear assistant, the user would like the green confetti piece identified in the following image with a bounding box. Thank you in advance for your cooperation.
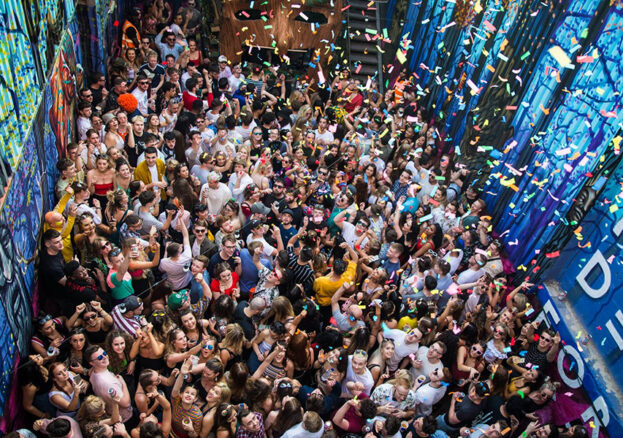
[580,28,588,38]
[264,24,273,29]
[520,51,530,61]
[518,390,525,399]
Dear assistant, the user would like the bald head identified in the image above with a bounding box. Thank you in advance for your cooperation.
[45,211,65,228]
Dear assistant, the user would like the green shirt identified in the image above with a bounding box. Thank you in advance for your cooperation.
[109,271,134,300]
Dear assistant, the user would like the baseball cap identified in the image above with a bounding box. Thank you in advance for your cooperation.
[248,219,263,230]
[218,55,228,63]
[281,209,294,217]
[250,202,270,216]
[168,290,189,310]
[122,296,143,312]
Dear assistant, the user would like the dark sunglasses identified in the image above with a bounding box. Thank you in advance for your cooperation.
[110,248,121,257]
[96,351,108,361]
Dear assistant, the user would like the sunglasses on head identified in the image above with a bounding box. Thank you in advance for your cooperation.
[354,349,368,357]
[37,314,53,325]
[110,248,121,257]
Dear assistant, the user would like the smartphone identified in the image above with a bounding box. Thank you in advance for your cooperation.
[131,244,139,258]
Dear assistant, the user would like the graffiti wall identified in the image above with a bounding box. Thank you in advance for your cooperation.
[0,4,92,430]
[0,0,76,170]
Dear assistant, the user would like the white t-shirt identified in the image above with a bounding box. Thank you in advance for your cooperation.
[383,329,420,371]
[314,129,334,145]
[159,244,193,290]
[246,235,276,258]
[444,249,463,275]
[342,355,374,396]
[457,267,485,285]
[410,346,443,381]
[341,221,368,249]
[228,74,246,91]
[414,383,447,416]
[148,164,160,190]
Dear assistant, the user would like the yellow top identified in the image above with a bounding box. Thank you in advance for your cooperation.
[43,191,76,262]
[313,261,357,306]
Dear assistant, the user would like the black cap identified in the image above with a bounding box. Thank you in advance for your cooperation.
[248,219,263,229]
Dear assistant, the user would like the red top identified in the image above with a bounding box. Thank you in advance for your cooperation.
[94,181,114,196]
[210,271,240,297]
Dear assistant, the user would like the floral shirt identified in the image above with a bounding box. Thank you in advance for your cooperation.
[370,383,417,411]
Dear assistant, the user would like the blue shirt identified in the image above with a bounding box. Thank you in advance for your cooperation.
[189,270,210,303]
[154,33,185,61]
[239,248,271,294]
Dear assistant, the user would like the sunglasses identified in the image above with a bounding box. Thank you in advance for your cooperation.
[37,314,53,325]
[96,351,108,361]
[110,248,121,257]
[471,345,483,355]
[194,229,207,233]
[318,171,328,176]
[152,310,165,317]
[354,349,368,357]
[139,81,150,85]
[204,344,214,350]
[84,314,97,321]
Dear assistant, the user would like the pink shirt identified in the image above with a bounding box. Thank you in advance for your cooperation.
[89,369,133,421]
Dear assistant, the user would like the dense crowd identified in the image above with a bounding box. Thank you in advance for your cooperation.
[12,2,590,438]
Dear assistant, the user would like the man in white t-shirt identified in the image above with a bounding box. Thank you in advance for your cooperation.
[131,75,151,116]
[333,207,370,248]
[414,367,450,416]
[410,341,446,381]
[382,327,423,372]
[246,219,282,259]
[457,253,487,285]
[341,352,375,397]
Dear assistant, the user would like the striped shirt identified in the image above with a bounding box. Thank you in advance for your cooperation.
[172,396,203,437]
[111,305,140,338]
[286,247,315,290]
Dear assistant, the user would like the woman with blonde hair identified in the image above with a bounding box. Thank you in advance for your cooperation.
[367,338,395,385]
[87,154,115,211]
[200,381,232,438]
[218,324,245,370]
[164,328,204,372]
[77,395,118,431]
[251,158,273,191]
[236,145,252,171]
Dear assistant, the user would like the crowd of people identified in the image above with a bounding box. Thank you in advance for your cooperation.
[12,1,591,438]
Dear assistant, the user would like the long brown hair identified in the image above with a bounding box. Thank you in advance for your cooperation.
[286,331,311,370]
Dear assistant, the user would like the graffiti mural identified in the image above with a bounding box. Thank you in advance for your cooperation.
[47,30,78,159]
[0,0,76,169]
